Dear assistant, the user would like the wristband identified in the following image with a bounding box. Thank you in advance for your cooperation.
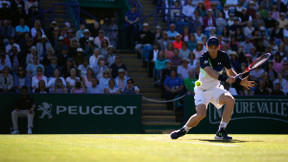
[218,74,228,82]
[235,77,242,85]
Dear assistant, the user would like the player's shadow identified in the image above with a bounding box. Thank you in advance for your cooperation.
[197,139,250,143]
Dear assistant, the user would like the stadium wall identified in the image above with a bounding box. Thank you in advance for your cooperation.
[184,95,288,134]
[0,94,142,134]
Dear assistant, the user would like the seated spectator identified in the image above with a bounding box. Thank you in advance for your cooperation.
[9,46,25,73]
[134,23,154,58]
[182,26,191,42]
[93,57,108,80]
[15,18,30,39]
[254,80,270,95]
[177,58,191,80]
[172,34,183,50]
[187,34,197,51]
[188,52,198,70]
[271,82,285,95]
[94,29,110,48]
[49,78,68,93]
[50,27,60,47]
[106,45,116,67]
[154,25,162,42]
[250,66,265,81]
[45,21,58,41]
[68,39,78,57]
[167,23,179,42]
[47,69,66,88]
[87,78,104,94]
[45,56,61,78]
[66,68,80,90]
[73,48,85,67]
[62,58,75,78]
[110,55,127,78]
[282,62,288,80]
[89,48,101,68]
[262,72,273,94]
[160,60,174,98]
[121,79,140,94]
[13,66,31,93]
[34,80,49,93]
[182,0,196,18]
[163,69,184,110]
[82,67,93,89]
[75,23,85,41]
[58,49,70,67]
[272,52,284,73]
[229,51,241,73]
[79,29,90,49]
[170,49,182,68]
[179,41,191,59]
[158,31,169,50]
[0,53,12,72]
[0,66,13,92]
[203,9,216,32]
[0,20,15,45]
[11,86,35,134]
[26,55,44,77]
[64,28,74,47]
[184,70,197,95]
[25,0,38,13]
[31,67,47,92]
[164,42,175,59]
[71,80,86,94]
[273,73,288,95]
[193,41,204,59]
[78,57,90,78]
[26,46,37,65]
[54,36,68,56]
[36,35,52,59]
[99,69,111,89]
[99,39,109,59]
[104,79,120,94]
[216,12,227,35]
[115,68,130,90]
[224,82,238,96]
[30,20,45,39]
[5,37,21,54]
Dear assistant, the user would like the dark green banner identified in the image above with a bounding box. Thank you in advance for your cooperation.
[0,94,142,134]
[184,95,288,134]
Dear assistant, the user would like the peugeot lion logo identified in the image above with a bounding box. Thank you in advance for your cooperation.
[38,102,53,119]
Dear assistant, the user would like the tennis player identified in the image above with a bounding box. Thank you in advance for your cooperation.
[170,36,254,140]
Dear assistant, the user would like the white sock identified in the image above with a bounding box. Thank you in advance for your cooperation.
[219,122,227,130]
[183,125,191,132]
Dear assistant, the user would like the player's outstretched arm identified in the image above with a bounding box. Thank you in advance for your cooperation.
[239,75,255,90]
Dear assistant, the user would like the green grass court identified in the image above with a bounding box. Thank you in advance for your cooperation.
[0,134,287,162]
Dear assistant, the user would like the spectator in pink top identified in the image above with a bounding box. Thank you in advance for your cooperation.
[164,42,175,59]
[272,52,284,73]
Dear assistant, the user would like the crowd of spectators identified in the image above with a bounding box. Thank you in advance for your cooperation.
[133,0,288,98]
[0,0,140,95]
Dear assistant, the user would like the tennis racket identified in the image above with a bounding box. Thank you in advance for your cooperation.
[235,53,271,79]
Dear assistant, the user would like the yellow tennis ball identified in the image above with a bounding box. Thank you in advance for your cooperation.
[195,80,202,86]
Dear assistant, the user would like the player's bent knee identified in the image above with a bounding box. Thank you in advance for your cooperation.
[224,95,235,105]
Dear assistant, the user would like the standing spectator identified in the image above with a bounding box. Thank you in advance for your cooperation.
[36,35,52,59]
[184,70,197,95]
[109,18,118,49]
[104,79,120,94]
[110,55,127,78]
[13,66,30,93]
[87,78,103,94]
[31,67,47,92]
[47,69,66,88]
[26,55,44,77]
[49,78,68,93]
[135,23,154,58]
[34,80,49,93]
[11,86,35,134]
[0,66,13,92]
[163,69,184,110]
[124,5,139,49]
[94,29,110,48]
[121,79,140,94]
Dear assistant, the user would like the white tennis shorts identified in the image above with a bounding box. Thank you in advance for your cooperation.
[194,85,231,109]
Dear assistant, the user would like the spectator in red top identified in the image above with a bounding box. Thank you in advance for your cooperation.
[64,28,74,47]
[173,34,183,50]
[203,0,213,10]
[203,9,216,32]
[247,1,256,19]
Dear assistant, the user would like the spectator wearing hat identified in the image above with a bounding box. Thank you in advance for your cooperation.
[31,20,45,39]
[27,4,40,26]
[115,68,130,90]
[121,79,140,94]
[61,22,71,37]
[135,23,154,58]
[106,45,116,67]
[124,5,139,49]
[172,34,183,50]
[79,29,90,49]
[11,0,25,13]
[0,1,12,21]
[94,29,110,48]
[110,55,127,78]
[76,23,86,41]
[36,35,52,58]
[12,3,27,27]
[54,36,68,56]
[0,20,15,45]
[64,28,74,47]
[73,48,85,67]
[45,56,61,78]
[203,9,216,32]
[109,18,119,49]
[177,58,191,80]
